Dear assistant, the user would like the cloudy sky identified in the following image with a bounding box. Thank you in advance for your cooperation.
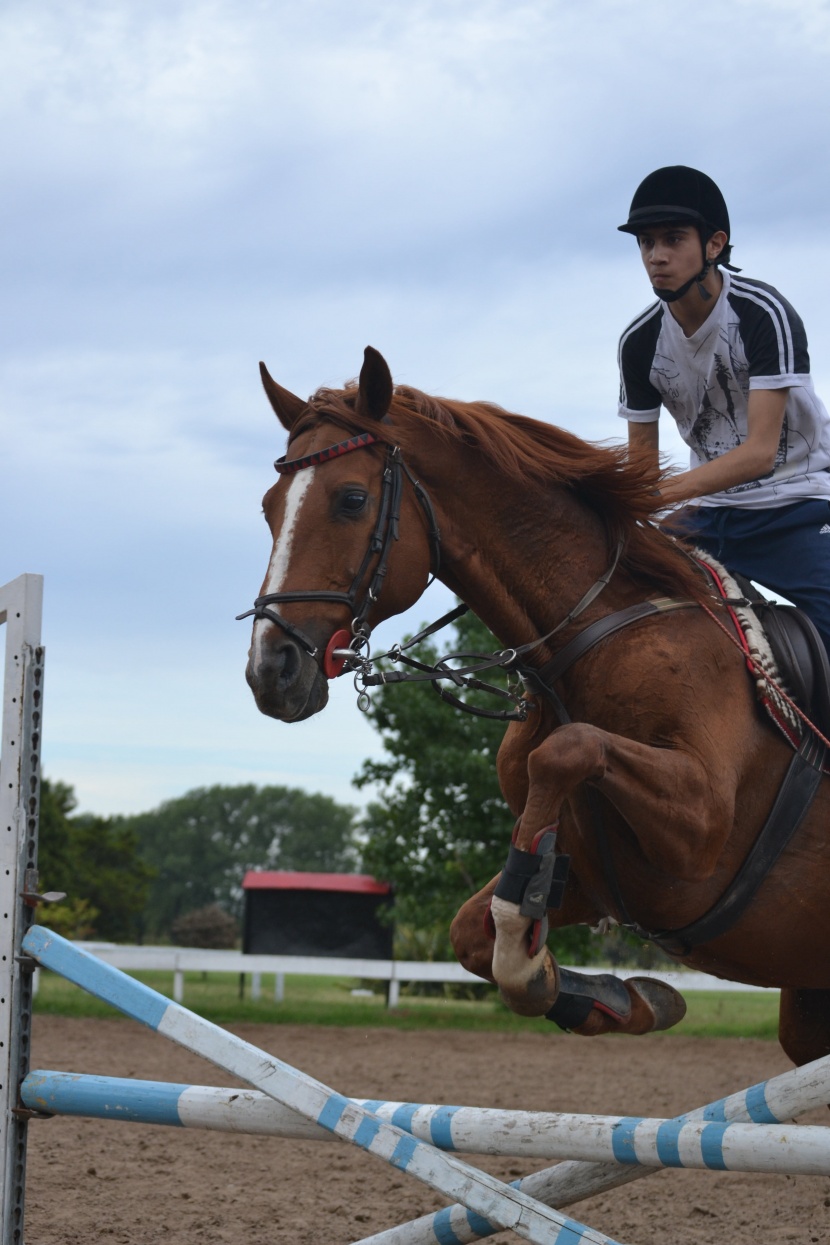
[4,0,830,817]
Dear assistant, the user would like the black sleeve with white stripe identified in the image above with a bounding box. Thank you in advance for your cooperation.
[728,277,811,379]
[618,309,663,415]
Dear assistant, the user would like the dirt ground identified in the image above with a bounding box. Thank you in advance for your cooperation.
[21,1016,830,1245]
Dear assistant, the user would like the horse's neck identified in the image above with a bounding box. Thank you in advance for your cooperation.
[434,471,621,650]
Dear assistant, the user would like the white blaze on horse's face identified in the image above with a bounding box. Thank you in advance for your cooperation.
[252,467,316,666]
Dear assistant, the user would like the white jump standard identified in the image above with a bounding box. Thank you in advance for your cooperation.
[0,574,44,1245]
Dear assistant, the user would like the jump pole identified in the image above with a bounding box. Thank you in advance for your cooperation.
[0,575,44,1245]
[20,1068,830,1177]
[351,1052,830,1245]
[22,925,625,1245]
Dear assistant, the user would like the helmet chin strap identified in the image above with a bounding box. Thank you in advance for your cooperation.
[653,258,713,304]
[651,225,743,306]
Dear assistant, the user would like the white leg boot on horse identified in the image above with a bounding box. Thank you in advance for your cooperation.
[489,893,560,1016]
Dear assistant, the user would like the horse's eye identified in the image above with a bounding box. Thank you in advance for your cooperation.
[340,491,368,515]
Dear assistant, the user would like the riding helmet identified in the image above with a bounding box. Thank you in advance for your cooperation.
[618,166,735,301]
[617,166,730,239]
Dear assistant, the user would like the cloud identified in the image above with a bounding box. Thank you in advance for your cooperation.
[4,0,830,815]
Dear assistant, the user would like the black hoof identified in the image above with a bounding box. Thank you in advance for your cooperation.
[626,976,687,1032]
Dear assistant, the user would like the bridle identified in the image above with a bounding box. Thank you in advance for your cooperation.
[236,431,442,678]
[237,427,633,719]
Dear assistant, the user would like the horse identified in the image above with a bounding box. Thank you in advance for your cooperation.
[241,345,830,1068]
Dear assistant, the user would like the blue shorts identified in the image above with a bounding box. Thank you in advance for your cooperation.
[667,499,830,660]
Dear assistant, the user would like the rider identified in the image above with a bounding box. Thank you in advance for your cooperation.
[616,164,830,659]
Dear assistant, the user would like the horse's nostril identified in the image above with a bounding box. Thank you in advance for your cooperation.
[274,639,301,689]
[247,632,327,723]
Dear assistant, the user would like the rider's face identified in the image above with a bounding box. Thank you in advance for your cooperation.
[637,223,705,292]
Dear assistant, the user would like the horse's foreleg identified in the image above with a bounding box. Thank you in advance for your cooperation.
[551,971,687,1036]
[456,867,687,1033]
[517,722,735,879]
[490,721,731,1020]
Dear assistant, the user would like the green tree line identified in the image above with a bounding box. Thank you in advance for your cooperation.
[38,781,358,942]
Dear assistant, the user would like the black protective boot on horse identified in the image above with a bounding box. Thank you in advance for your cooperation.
[545,967,687,1035]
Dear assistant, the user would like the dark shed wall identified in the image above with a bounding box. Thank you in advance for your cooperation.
[243,889,394,958]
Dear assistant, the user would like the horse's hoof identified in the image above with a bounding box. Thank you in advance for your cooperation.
[625,976,687,1032]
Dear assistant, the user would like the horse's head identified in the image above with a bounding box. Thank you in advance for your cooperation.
[244,347,435,722]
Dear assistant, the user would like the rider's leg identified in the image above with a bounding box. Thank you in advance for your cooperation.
[671,500,830,662]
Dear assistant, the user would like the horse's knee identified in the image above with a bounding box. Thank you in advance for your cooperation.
[527,723,608,790]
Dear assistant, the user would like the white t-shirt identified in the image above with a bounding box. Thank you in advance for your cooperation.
[617,270,830,507]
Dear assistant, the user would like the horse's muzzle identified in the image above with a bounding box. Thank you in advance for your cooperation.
[246,634,329,722]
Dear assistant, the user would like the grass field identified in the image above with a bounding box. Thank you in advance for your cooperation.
[32,968,781,1039]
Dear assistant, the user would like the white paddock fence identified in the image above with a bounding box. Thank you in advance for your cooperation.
[36,943,778,1008]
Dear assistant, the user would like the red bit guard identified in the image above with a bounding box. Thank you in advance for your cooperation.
[323,629,353,679]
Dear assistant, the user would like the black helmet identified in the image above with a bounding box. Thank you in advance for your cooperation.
[618,166,736,302]
[618,166,730,239]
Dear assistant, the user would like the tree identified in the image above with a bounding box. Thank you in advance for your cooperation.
[36,780,152,942]
[355,608,598,962]
[66,814,155,943]
[125,784,359,939]
[37,778,75,887]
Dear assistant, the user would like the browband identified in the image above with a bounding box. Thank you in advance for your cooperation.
[275,431,379,475]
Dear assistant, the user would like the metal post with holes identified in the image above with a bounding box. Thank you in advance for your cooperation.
[0,575,44,1245]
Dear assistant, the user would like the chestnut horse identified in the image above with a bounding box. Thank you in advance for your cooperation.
[242,346,830,1067]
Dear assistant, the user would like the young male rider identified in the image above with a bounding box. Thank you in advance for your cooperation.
[617,164,830,659]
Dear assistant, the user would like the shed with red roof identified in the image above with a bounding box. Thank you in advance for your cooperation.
[242,871,394,958]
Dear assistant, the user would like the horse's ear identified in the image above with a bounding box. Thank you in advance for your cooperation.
[355,346,393,423]
[259,362,307,432]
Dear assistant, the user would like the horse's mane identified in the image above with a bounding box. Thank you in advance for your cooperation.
[304,383,711,605]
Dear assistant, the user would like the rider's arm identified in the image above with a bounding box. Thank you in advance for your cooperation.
[628,419,659,469]
[657,388,789,506]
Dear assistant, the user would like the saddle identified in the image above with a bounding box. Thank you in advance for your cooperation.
[730,573,830,743]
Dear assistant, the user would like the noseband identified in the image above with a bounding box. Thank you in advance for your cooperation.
[236,431,441,674]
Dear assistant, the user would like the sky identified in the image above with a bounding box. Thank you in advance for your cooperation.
[3,0,830,818]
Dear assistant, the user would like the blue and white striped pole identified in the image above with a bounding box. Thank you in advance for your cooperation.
[20,1070,830,1176]
[22,926,623,1245]
[352,1050,830,1245]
